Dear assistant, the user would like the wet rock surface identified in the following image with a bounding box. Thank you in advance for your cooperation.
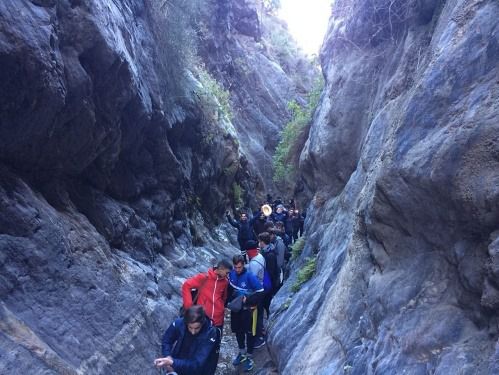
[269,0,499,374]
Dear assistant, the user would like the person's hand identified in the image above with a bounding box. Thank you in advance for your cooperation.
[154,356,173,368]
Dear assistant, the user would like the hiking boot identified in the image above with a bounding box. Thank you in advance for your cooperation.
[243,357,254,372]
[232,353,247,366]
[253,336,266,349]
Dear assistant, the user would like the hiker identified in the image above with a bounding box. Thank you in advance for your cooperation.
[246,240,267,348]
[181,259,232,374]
[291,209,302,242]
[270,228,286,276]
[228,254,264,372]
[154,305,218,375]
[258,232,280,318]
[251,208,269,236]
[299,208,306,237]
[271,204,288,225]
[226,211,256,260]
[274,221,291,248]
[181,259,232,327]
[284,208,295,243]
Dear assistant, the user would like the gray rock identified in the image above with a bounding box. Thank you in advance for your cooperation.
[272,0,499,373]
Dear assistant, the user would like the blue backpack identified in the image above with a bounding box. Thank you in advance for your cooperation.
[255,258,272,293]
[262,269,272,293]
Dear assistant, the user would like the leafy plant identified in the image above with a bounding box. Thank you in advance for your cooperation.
[291,256,317,292]
[195,66,233,122]
[232,182,244,208]
[267,27,298,63]
[291,237,306,260]
[273,75,324,184]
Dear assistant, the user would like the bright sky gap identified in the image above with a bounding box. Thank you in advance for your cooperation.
[277,0,332,55]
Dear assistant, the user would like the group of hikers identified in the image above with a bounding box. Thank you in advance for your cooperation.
[154,197,305,374]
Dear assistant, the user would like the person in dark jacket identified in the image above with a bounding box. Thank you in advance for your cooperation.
[258,232,280,318]
[299,209,306,237]
[154,305,218,375]
[226,211,256,259]
[252,209,269,236]
[284,208,294,242]
[181,260,232,374]
[291,209,302,242]
[271,205,288,230]
[228,254,264,372]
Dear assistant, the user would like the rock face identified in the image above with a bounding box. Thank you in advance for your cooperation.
[0,0,307,373]
[198,0,315,198]
[269,0,499,374]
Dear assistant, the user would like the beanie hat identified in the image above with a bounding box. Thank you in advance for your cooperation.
[245,240,258,250]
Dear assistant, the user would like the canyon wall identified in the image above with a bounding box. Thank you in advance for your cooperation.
[0,0,307,373]
[269,0,499,374]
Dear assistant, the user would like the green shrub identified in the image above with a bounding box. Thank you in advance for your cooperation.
[291,256,316,292]
[232,182,244,208]
[291,237,306,260]
[273,76,324,184]
[268,28,298,62]
[195,66,233,122]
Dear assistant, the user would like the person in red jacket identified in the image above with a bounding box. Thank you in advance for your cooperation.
[181,259,232,375]
[182,259,233,327]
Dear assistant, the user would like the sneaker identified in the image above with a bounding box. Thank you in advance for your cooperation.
[243,357,254,372]
[232,353,247,366]
[253,336,266,349]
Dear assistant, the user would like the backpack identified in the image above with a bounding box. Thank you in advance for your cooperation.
[254,258,272,293]
[262,269,272,293]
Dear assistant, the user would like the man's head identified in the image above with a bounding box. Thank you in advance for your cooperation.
[289,209,294,215]
[264,221,274,232]
[232,254,246,275]
[258,232,271,249]
[240,213,248,222]
[245,240,259,259]
[276,205,283,213]
[184,305,207,335]
[214,258,233,278]
[268,229,277,242]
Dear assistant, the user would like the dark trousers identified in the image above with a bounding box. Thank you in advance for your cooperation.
[236,331,255,355]
[263,292,273,318]
[256,302,265,337]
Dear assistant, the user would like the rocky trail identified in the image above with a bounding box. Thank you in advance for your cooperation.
[216,311,277,375]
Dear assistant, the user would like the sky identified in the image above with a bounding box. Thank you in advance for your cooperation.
[277,0,332,56]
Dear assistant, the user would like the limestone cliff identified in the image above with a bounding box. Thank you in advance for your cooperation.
[269,0,499,374]
[0,0,308,373]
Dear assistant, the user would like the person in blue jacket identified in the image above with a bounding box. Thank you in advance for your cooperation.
[154,305,218,375]
[228,254,264,372]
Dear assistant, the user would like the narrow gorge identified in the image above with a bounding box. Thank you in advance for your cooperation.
[1,1,498,375]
